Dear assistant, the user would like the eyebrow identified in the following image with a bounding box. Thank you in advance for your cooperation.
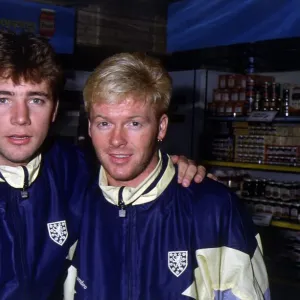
[94,114,106,119]
[0,91,49,98]
[27,91,50,98]
[94,115,146,120]
[0,91,13,96]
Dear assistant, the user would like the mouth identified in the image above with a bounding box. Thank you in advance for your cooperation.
[110,154,131,158]
[9,135,31,139]
[7,135,32,145]
[109,153,132,163]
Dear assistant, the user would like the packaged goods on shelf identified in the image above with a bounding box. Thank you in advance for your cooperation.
[231,123,300,166]
[242,178,300,223]
[211,136,234,161]
[287,85,300,116]
[212,168,245,192]
[207,73,300,117]
[218,74,274,90]
[211,168,300,223]
[235,135,265,164]
[208,122,300,165]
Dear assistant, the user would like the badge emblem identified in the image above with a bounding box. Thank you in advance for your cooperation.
[47,220,68,246]
[168,251,188,277]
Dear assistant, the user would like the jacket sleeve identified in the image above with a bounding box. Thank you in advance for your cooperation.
[63,241,78,300]
[182,190,270,300]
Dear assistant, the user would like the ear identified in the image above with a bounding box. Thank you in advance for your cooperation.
[51,99,59,122]
[157,114,168,141]
[88,119,92,137]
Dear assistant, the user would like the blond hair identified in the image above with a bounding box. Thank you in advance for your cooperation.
[83,52,172,117]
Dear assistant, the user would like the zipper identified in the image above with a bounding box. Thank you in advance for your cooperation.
[8,189,28,290]
[21,166,29,199]
[127,206,133,300]
[118,187,134,300]
[117,155,169,299]
[6,168,29,294]
[118,186,126,217]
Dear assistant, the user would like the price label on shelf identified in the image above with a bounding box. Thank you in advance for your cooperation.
[252,213,272,227]
[247,111,278,122]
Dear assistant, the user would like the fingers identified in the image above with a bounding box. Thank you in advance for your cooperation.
[194,166,206,183]
[176,156,192,185]
[170,154,179,165]
[177,156,201,187]
[171,155,211,187]
[207,173,218,181]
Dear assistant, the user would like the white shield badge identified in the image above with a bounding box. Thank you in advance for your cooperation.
[168,251,188,277]
[47,220,68,246]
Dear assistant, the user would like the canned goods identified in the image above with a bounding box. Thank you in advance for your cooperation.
[265,181,275,199]
[242,178,253,197]
[272,182,281,200]
[290,203,300,221]
[254,200,265,213]
[282,203,291,220]
[273,202,283,220]
[253,179,261,197]
[281,182,292,201]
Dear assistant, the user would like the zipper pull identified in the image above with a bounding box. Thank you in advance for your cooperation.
[21,166,29,199]
[118,186,126,218]
[119,208,126,218]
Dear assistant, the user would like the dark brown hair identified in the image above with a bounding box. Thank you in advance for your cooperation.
[0,30,63,99]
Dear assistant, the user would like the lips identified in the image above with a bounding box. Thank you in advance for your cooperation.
[109,153,132,164]
[7,135,32,145]
[110,154,131,158]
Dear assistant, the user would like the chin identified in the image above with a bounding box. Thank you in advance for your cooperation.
[111,174,133,182]
[6,153,34,165]
[108,170,138,182]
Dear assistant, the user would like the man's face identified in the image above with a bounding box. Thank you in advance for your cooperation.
[89,96,168,187]
[0,78,58,166]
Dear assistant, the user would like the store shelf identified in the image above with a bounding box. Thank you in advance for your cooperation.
[207,116,300,123]
[236,192,300,230]
[204,160,300,173]
[271,220,300,231]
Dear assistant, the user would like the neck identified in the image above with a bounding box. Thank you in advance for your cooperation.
[0,160,29,167]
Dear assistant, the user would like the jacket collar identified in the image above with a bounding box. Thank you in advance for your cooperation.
[0,154,41,188]
[99,151,175,206]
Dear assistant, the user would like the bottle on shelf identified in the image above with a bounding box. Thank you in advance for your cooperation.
[283,86,290,117]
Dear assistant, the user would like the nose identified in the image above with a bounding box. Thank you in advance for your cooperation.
[110,127,127,148]
[10,101,31,126]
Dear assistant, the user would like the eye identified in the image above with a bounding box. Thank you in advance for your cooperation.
[30,98,45,105]
[130,121,142,128]
[0,98,9,104]
[97,121,110,128]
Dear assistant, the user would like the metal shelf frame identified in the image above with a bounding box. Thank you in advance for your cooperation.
[204,160,300,173]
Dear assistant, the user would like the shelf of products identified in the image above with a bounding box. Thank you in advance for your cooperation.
[204,160,300,173]
[196,42,300,294]
[207,121,300,166]
[207,116,300,122]
[207,73,300,118]
[210,169,300,226]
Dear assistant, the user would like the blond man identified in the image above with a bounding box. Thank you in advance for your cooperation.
[65,53,270,300]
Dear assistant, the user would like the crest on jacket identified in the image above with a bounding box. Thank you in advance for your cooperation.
[47,220,68,246]
[168,251,188,277]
